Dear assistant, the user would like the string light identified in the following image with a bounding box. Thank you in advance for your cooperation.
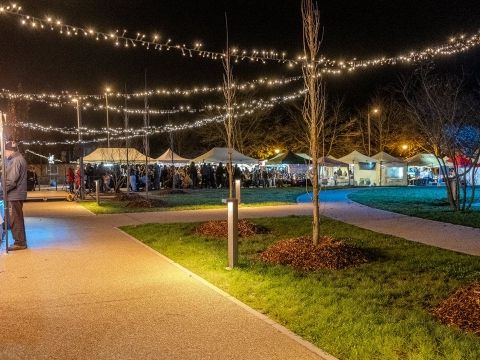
[2,3,480,72]
[1,86,306,116]
[0,73,303,102]
[0,3,293,66]
[15,89,305,145]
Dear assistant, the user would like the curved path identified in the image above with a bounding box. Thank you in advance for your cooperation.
[298,189,480,256]
[0,201,332,360]
[2,190,478,359]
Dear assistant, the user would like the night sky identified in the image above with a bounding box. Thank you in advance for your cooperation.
[0,0,479,154]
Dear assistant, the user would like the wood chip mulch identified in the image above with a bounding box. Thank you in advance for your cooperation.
[432,282,480,336]
[258,236,368,271]
[115,193,166,208]
[123,198,166,208]
[195,219,269,238]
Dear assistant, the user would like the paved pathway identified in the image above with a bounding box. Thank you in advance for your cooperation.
[0,201,331,360]
[2,189,478,359]
[299,189,480,256]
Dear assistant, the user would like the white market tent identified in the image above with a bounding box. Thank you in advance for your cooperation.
[372,151,406,186]
[156,148,190,163]
[338,150,379,186]
[405,153,450,186]
[318,156,350,186]
[83,147,154,163]
[192,147,258,164]
[406,153,440,167]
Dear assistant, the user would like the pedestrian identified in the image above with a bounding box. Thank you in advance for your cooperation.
[0,141,28,251]
[66,166,75,193]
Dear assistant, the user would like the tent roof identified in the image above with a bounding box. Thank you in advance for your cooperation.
[296,153,312,161]
[83,147,154,163]
[267,151,311,164]
[372,151,405,165]
[156,148,190,163]
[318,156,349,167]
[192,147,258,164]
[406,153,439,167]
[338,150,377,164]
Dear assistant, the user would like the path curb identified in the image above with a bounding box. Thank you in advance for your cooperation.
[117,227,339,360]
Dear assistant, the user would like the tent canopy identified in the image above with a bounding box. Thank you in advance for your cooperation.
[372,151,405,166]
[156,148,190,163]
[83,147,154,163]
[267,151,311,165]
[318,156,349,167]
[406,153,440,167]
[192,147,258,164]
[338,150,377,164]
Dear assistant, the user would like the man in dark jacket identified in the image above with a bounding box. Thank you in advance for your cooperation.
[1,141,28,250]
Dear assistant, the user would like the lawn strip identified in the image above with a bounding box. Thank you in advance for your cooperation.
[349,187,480,228]
[122,216,480,360]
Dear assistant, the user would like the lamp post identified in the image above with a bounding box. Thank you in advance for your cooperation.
[367,107,379,156]
[402,144,409,185]
[74,99,85,200]
[105,87,111,148]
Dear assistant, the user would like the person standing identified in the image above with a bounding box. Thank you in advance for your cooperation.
[1,141,28,251]
[66,166,75,193]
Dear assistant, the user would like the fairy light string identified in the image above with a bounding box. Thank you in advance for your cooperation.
[0,73,304,102]
[1,3,480,73]
[0,3,292,65]
[15,89,305,145]
[1,87,306,116]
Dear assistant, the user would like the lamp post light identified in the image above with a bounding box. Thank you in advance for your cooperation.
[367,107,380,156]
[74,99,85,200]
[105,87,112,148]
[402,144,409,185]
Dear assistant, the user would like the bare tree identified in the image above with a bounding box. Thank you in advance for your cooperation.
[302,0,326,245]
[354,94,405,155]
[402,66,480,211]
[223,15,236,198]
[199,91,273,156]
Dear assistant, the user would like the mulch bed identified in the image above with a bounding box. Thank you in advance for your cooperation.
[115,193,166,208]
[259,236,368,271]
[432,282,480,336]
[156,189,187,195]
[195,219,270,238]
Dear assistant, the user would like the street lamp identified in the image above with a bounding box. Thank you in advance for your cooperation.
[367,107,380,156]
[105,87,112,148]
[402,144,409,185]
[73,98,85,200]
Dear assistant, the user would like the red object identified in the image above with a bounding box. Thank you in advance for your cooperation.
[66,167,75,184]
[448,155,479,167]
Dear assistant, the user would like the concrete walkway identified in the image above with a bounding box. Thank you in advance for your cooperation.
[298,189,480,256]
[2,189,478,359]
[0,201,331,360]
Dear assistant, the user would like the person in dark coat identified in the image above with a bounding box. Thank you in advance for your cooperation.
[189,162,197,189]
[0,141,28,250]
[216,163,225,188]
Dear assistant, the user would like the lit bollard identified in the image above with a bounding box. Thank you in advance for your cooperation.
[227,198,238,269]
[235,179,241,204]
[94,180,100,205]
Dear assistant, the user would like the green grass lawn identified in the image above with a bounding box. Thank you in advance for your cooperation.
[81,187,307,214]
[122,216,480,360]
[348,187,480,228]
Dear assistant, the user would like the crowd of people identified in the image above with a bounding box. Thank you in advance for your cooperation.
[64,162,312,193]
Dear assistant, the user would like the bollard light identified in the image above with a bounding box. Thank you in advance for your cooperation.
[235,179,241,204]
[94,180,100,205]
[227,198,238,269]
